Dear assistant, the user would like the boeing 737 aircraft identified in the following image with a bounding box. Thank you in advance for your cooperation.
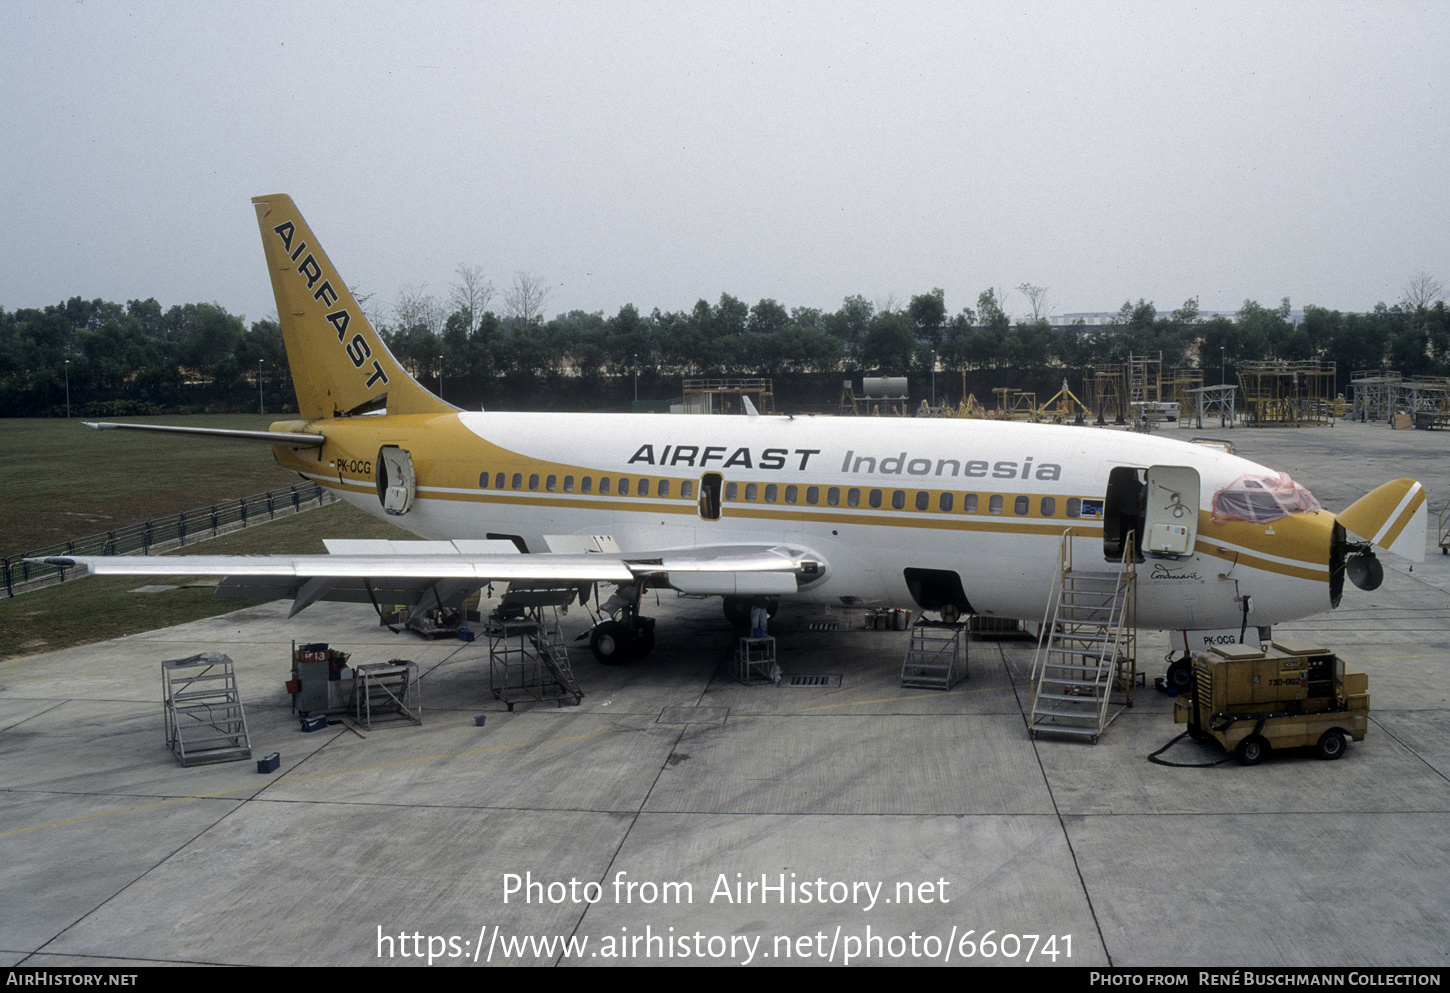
[44,195,1427,691]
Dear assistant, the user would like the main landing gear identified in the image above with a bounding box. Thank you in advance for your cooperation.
[587,583,656,665]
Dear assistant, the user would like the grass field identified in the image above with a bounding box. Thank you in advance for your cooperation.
[0,415,306,555]
[0,414,409,661]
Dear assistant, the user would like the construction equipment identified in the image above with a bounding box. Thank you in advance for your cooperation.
[1174,641,1368,764]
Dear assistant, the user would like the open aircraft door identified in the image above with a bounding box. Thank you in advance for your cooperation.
[1143,464,1200,557]
[376,446,416,515]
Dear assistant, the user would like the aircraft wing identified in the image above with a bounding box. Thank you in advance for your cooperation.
[31,539,822,618]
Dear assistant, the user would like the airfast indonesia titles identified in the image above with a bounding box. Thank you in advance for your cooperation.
[623,444,1061,481]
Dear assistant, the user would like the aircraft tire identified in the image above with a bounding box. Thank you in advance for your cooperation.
[1236,735,1269,766]
[1316,729,1347,760]
[722,597,751,628]
[590,621,635,665]
[1166,658,1193,695]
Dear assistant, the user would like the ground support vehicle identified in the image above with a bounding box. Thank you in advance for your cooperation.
[1174,641,1368,764]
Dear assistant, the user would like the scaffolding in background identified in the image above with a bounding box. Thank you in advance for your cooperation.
[684,377,776,415]
[1350,369,1402,422]
[1238,360,1337,426]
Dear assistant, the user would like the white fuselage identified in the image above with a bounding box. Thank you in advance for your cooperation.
[289,412,1336,633]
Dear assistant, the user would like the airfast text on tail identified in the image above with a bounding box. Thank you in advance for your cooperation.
[252,194,453,420]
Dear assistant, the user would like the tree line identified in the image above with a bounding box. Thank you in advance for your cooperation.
[3,272,1447,416]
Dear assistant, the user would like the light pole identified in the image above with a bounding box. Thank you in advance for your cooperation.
[633,353,638,403]
[437,354,443,400]
[1220,347,1225,387]
[258,359,265,415]
[64,359,70,418]
[931,350,936,408]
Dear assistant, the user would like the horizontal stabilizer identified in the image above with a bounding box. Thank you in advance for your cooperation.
[86,421,323,447]
[1338,478,1427,562]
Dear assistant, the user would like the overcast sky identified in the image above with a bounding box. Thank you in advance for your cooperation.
[3,1,1446,327]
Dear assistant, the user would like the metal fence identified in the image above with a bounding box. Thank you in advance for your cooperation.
[3,482,337,597]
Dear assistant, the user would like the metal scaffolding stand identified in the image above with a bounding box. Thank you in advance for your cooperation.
[162,653,251,766]
[900,621,968,690]
[350,661,422,729]
[487,607,583,710]
[734,636,779,684]
[1350,370,1401,421]
[1186,384,1237,429]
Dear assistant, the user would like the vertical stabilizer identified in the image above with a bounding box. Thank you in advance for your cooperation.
[252,194,453,419]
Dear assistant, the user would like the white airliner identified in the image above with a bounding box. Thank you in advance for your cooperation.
[45,194,1426,691]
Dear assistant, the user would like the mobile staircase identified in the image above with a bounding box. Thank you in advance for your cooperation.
[1028,530,1138,743]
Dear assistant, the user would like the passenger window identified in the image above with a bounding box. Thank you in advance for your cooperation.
[495,473,505,489]
[546,475,556,492]
[891,490,904,510]
[658,480,670,498]
[1014,495,1029,515]
[807,486,819,505]
[680,480,692,499]
[915,491,929,511]
[512,473,523,490]
[939,493,953,512]
[964,493,979,513]
[989,495,1003,514]
[618,478,629,496]
[847,488,860,508]
[638,479,649,497]
[563,475,574,493]
[765,484,778,503]
[784,485,796,504]
[599,477,610,495]
[1066,497,1080,518]
[478,472,489,489]
[725,482,738,501]
[827,487,840,506]
[869,489,882,509]
[745,483,758,502]
[581,476,592,494]
[529,474,540,491]
[1041,497,1056,517]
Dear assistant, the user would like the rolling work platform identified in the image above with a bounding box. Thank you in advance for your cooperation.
[1028,532,1137,743]
[900,620,968,689]
[487,606,583,710]
[162,653,251,766]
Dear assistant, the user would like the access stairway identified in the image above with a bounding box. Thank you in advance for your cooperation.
[1028,531,1138,743]
[163,653,252,766]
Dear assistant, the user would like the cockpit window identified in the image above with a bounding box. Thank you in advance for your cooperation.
[1210,472,1322,524]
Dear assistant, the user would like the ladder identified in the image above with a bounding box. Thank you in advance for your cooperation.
[1028,530,1137,742]
[163,653,251,766]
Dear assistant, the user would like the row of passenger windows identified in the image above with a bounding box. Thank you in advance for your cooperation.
[480,471,689,499]
[477,470,1085,519]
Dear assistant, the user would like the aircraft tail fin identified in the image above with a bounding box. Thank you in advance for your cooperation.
[251,194,454,420]
[1339,478,1427,562]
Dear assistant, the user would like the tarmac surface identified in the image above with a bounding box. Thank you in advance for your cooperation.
[2,420,1448,968]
